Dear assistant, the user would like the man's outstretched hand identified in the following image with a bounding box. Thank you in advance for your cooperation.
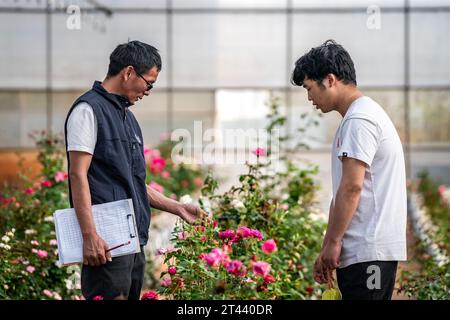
[177,203,208,225]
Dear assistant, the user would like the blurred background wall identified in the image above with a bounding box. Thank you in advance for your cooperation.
[1,0,449,210]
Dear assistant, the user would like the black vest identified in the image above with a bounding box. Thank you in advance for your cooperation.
[64,81,151,245]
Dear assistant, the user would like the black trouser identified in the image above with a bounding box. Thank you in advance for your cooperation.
[336,260,398,300]
[81,246,146,300]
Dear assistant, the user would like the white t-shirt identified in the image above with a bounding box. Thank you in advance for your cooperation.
[331,96,407,268]
[66,102,97,155]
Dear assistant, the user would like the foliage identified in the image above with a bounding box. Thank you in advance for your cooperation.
[0,131,81,300]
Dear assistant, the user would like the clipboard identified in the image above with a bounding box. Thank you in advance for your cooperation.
[53,199,141,266]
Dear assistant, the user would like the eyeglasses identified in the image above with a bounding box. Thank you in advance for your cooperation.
[134,68,153,91]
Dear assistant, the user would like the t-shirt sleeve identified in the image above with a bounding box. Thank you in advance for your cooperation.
[337,117,380,167]
[66,102,97,155]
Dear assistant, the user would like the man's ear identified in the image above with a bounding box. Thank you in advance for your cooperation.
[323,74,337,88]
[122,66,133,81]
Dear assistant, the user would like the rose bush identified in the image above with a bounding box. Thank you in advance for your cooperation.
[154,96,327,299]
[0,131,81,300]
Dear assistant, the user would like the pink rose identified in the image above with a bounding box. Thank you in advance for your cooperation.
[178,231,189,240]
[168,266,177,275]
[25,188,34,195]
[149,182,164,194]
[262,239,277,254]
[160,278,172,287]
[156,247,168,255]
[54,171,68,182]
[93,295,104,300]
[237,226,252,238]
[252,147,266,157]
[36,250,48,259]
[150,157,166,174]
[141,290,159,300]
[26,266,35,273]
[49,239,58,246]
[161,171,170,179]
[250,229,263,240]
[224,260,245,277]
[252,261,271,277]
[203,248,229,267]
[263,275,275,283]
[41,180,53,188]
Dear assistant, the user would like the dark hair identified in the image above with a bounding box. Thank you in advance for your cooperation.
[107,40,162,77]
[291,39,357,87]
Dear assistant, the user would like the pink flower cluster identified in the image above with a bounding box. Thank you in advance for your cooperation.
[218,226,264,244]
[237,226,263,240]
[218,229,235,239]
[201,248,230,268]
[144,146,167,174]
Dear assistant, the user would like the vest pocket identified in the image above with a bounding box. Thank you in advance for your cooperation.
[131,140,146,177]
[96,138,131,174]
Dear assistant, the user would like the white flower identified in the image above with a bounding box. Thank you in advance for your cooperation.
[0,243,11,250]
[1,235,10,243]
[6,231,14,237]
[44,216,54,223]
[179,194,193,204]
[65,279,74,290]
[231,199,245,209]
[25,229,37,235]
